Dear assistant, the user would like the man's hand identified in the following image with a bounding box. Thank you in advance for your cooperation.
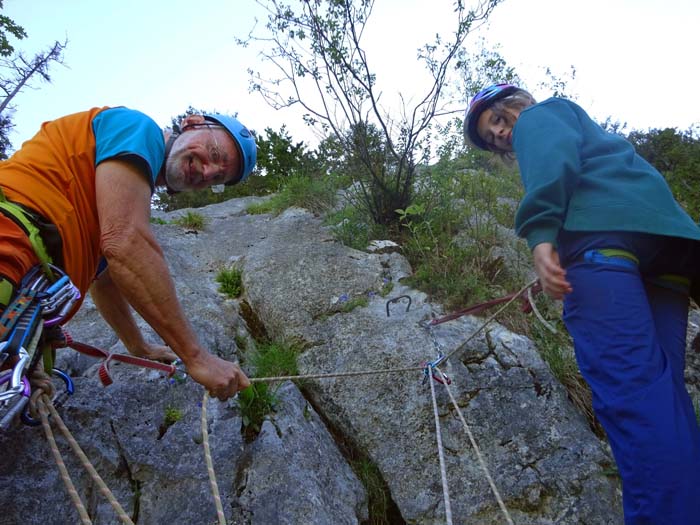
[127,343,178,363]
[532,242,572,300]
[186,353,251,401]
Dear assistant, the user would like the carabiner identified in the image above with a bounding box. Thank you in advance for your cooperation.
[21,367,75,427]
[422,357,451,386]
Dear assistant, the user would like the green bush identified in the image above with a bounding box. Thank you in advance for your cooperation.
[325,205,388,251]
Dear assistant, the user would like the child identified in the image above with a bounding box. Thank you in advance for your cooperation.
[464,83,700,524]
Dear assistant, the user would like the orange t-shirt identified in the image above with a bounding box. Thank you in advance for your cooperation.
[0,107,164,310]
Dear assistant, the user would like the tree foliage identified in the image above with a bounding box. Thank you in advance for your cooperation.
[0,3,66,159]
[256,125,315,179]
[0,1,26,57]
[240,0,504,225]
[628,126,700,219]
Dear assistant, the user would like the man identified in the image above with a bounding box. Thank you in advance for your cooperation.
[0,107,256,400]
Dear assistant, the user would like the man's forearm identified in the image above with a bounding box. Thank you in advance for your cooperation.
[101,229,205,365]
[90,268,147,353]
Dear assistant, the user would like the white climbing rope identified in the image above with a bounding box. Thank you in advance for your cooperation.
[435,365,515,525]
[427,365,453,525]
[202,391,226,525]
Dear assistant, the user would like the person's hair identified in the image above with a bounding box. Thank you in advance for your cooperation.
[489,89,537,161]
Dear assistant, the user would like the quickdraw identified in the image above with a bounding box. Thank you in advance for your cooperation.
[1,263,184,430]
[0,264,81,429]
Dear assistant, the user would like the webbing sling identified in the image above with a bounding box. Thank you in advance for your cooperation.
[0,187,54,280]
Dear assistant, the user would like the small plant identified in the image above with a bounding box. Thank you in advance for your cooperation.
[238,383,276,437]
[378,279,394,297]
[234,334,248,350]
[150,216,168,225]
[163,406,183,427]
[252,341,300,379]
[339,295,369,313]
[237,340,300,438]
[158,405,184,439]
[246,200,276,215]
[216,267,243,298]
[173,211,207,230]
[352,457,392,525]
[325,205,388,251]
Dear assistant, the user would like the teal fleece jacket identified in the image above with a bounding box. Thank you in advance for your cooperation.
[512,97,700,250]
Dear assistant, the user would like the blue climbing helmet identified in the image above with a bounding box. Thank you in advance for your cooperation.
[203,113,257,184]
[463,83,520,151]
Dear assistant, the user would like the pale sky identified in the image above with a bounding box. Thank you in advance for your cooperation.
[2,0,698,152]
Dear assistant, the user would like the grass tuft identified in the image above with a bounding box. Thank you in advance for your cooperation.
[216,267,243,298]
[173,211,208,230]
[237,340,301,439]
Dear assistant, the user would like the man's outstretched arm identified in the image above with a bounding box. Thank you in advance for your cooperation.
[94,159,250,399]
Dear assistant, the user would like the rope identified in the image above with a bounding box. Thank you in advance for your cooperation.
[527,286,556,334]
[443,278,538,363]
[247,365,423,384]
[202,392,226,525]
[427,365,453,525]
[35,390,92,525]
[32,393,135,524]
[435,365,514,525]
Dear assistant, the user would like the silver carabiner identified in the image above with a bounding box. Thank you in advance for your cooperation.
[0,346,30,403]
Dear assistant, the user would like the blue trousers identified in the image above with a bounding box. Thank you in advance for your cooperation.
[559,233,700,524]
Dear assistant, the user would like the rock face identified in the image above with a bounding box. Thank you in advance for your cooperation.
[0,197,624,524]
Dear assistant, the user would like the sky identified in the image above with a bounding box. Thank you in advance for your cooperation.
[2,0,698,152]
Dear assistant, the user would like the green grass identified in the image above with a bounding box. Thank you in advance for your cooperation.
[216,267,243,298]
[339,295,369,313]
[237,340,301,438]
[150,216,168,225]
[173,210,208,230]
[246,174,337,216]
[351,457,393,525]
[325,206,388,251]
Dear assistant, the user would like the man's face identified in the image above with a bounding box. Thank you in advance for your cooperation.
[165,118,241,192]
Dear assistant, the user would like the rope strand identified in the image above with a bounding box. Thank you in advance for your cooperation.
[40,395,135,524]
[35,392,92,525]
[435,366,514,525]
[248,365,423,384]
[443,278,538,363]
[202,392,226,525]
[428,366,453,525]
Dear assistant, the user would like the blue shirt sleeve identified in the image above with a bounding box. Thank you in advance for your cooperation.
[92,107,165,190]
